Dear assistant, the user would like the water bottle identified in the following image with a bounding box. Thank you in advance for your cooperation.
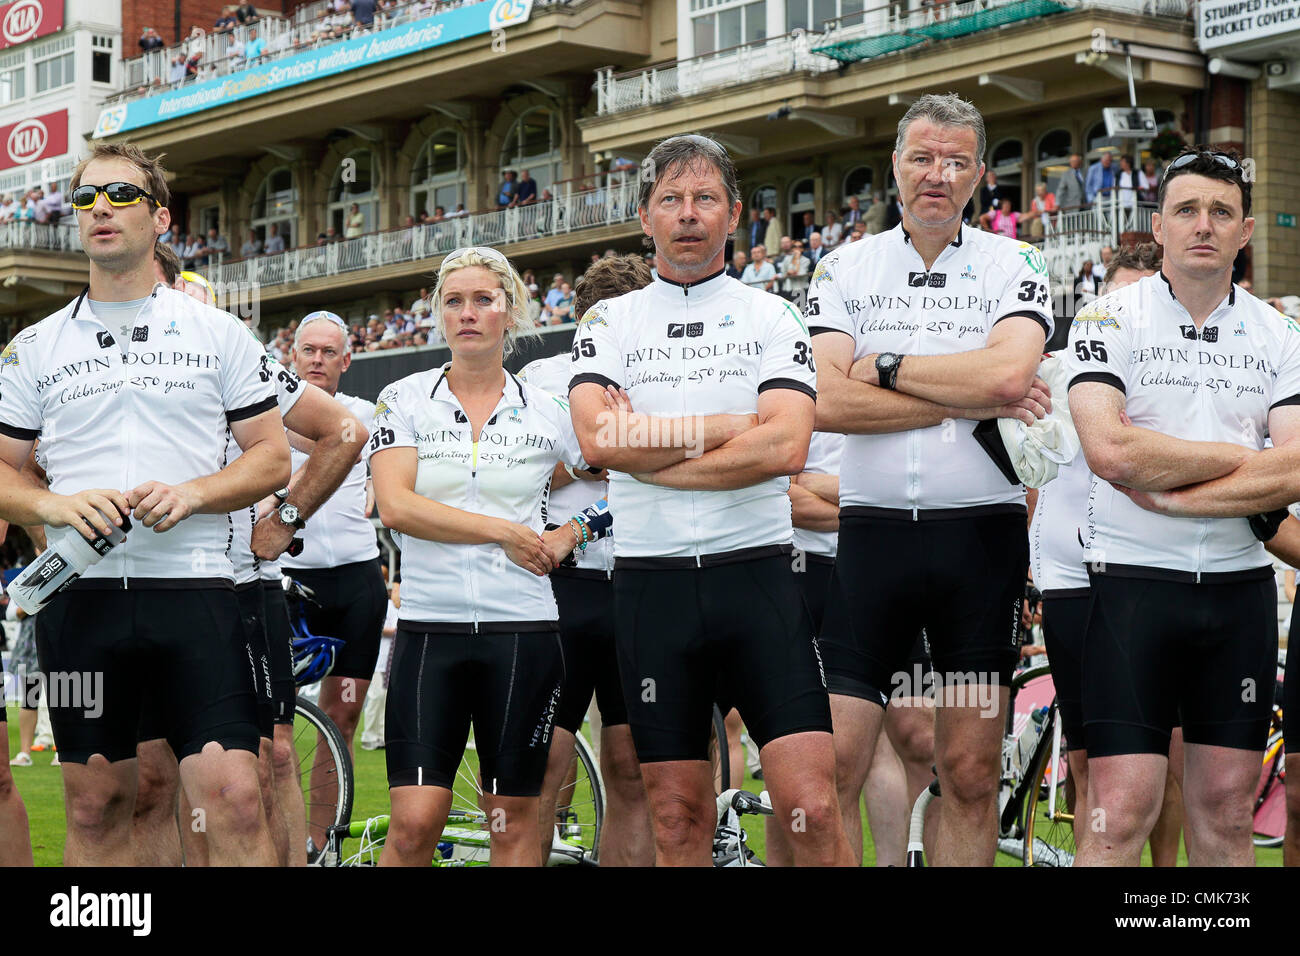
[1014,705,1049,778]
[5,510,131,615]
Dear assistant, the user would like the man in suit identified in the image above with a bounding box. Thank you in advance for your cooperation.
[978,171,1001,217]
[1084,151,1116,204]
[862,192,888,234]
[748,208,763,250]
[807,232,825,265]
[763,206,781,253]
[884,194,903,230]
[1054,153,1087,210]
[798,211,819,243]
[842,195,864,229]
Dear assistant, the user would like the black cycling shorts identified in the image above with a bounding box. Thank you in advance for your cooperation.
[237,582,274,739]
[614,553,831,764]
[385,624,564,796]
[795,553,835,636]
[819,511,1026,707]
[552,571,626,733]
[1082,572,1277,758]
[1040,591,1089,752]
[283,559,387,680]
[37,584,261,763]
[262,581,297,726]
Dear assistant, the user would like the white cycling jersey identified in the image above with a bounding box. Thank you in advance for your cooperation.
[807,224,1053,515]
[1064,274,1300,578]
[372,363,586,626]
[1028,448,1093,594]
[568,270,816,563]
[792,431,844,559]
[517,351,612,575]
[279,391,379,571]
[230,364,307,586]
[0,286,276,582]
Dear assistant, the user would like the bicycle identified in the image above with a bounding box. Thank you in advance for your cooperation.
[314,726,604,866]
[1253,653,1286,848]
[906,663,1076,867]
[293,693,354,860]
[713,788,774,867]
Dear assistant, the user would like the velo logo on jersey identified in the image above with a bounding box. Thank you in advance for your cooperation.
[163,321,180,337]
[908,272,946,288]
[667,322,704,338]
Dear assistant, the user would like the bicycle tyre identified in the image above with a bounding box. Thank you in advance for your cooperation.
[1252,727,1285,848]
[555,730,605,864]
[1021,702,1076,867]
[295,694,354,858]
[709,705,730,795]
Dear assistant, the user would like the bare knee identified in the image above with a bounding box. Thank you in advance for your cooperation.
[651,793,711,850]
[939,751,998,807]
[68,785,133,833]
[271,736,296,779]
[781,790,840,840]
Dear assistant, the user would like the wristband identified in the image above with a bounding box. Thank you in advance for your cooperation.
[564,464,581,481]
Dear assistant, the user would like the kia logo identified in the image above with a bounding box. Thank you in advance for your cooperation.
[7,118,47,165]
[2,0,43,45]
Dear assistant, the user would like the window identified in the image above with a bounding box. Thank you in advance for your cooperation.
[692,0,765,55]
[750,184,777,214]
[786,0,861,32]
[412,129,466,218]
[92,35,114,85]
[1035,129,1072,187]
[501,108,562,195]
[1085,121,1111,154]
[0,52,23,105]
[329,150,378,236]
[843,166,872,204]
[35,52,73,92]
[251,167,296,248]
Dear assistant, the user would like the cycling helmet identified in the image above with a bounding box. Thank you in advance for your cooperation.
[283,576,347,685]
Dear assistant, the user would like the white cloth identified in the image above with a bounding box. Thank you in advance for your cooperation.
[997,356,1079,487]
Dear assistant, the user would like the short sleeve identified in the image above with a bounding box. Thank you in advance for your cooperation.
[993,242,1054,341]
[371,382,414,455]
[222,316,278,422]
[1271,314,1300,410]
[568,307,623,393]
[544,391,587,470]
[804,253,853,341]
[0,333,42,441]
[1064,296,1131,395]
[273,364,305,417]
[758,299,817,402]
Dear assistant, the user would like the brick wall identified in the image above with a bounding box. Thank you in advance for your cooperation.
[1248,83,1300,298]
[123,2,296,54]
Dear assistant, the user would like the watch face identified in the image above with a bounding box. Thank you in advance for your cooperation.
[879,353,898,369]
[279,504,300,525]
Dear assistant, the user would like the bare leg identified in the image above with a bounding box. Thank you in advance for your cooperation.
[0,724,33,865]
[272,722,307,866]
[380,785,453,866]
[61,756,139,866]
[132,739,184,866]
[177,743,276,866]
[597,724,654,865]
[863,730,908,865]
[760,731,855,866]
[1148,727,1184,866]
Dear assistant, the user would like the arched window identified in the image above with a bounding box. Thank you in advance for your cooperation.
[1035,128,1072,187]
[788,177,816,236]
[1085,121,1111,155]
[500,107,562,196]
[328,149,378,237]
[250,166,296,249]
[1154,108,1177,132]
[989,138,1023,211]
[750,184,777,214]
[842,165,872,205]
[411,129,465,219]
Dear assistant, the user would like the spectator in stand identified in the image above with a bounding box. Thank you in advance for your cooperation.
[204,226,230,263]
[822,209,843,248]
[782,240,809,298]
[763,205,781,252]
[168,54,187,84]
[740,244,776,292]
[884,193,903,230]
[1055,152,1087,210]
[168,229,186,259]
[772,235,793,274]
[520,271,539,304]
[1075,258,1101,308]
[430,206,446,223]
[1117,154,1137,210]
[215,7,238,32]
[325,226,342,243]
[352,0,378,28]
[345,202,366,238]
[264,222,285,254]
[245,26,267,63]
[450,203,468,217]
[186,25,205,56]
[849,220,868,242]
[543,273,564,314]
[747,208,763,249]
[726,250,746,280]
[0,194,13,221]
[516,169,537,205]
[29,188,46,223]
[42,182,63,224]
[331,1,355,36]
[1138,159,1160,204]
[983,197,1018,238]
[185,51,204,78]
[978,170,1002,218]
[1027,182,1056,238]
[236,2,259,24]
[497,170,517,208]
[797,210,818,244]
[313,9,336,40]
[227,35,246,69]
[1085,150,1116,204]
[411,286,432,319]
[862,191,887,234]
[842,194,864,229]
[182,233,202,270]
[548,282,575,324]
[139,28,165,53]
[807,231,826,265]
[240,229,263,258]
[1096,243,1114,280]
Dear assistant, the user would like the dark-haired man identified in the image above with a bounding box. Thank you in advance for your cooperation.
[1066,149,1300,865]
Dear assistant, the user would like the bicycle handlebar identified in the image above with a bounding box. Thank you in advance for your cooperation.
[715,788,773,823]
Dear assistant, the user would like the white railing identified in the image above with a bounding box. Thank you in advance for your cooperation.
[207,173,640,290]
[1038,194,1156,276]
[0,221,81,253]
[114,0,571,104]
[595,0,1194,115]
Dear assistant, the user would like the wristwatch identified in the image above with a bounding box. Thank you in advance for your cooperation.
[273,487,290,503]
[875,352,903,390]
[277,502,305,530]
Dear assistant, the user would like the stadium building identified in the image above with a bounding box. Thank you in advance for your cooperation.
[1,0,1297,340]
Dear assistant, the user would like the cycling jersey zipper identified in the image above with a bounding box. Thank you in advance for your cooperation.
[679,283,701,563]
[467,401,481,633]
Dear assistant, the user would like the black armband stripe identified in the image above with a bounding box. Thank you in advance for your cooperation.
[1068,372,1125,394]
[569,373,621,393]
[994,310,1050,338]
[0,421,39,441]
[758,378,817,401]
[1270,394,1300,410]
[809,325,851,338]
[226,394,278,423]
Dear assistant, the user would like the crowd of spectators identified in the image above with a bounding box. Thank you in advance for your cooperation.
[0,183,67,225]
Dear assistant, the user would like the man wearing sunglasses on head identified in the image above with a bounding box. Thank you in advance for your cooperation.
[278,309,388,861]
[0,143,291,865]
[1066,147,1300,865]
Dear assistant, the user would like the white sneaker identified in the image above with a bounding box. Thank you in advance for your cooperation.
[9,752,31,767]
[50,753,60,766]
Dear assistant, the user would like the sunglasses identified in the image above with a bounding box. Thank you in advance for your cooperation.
[437,245,509,278]
[70,182,159,210]
[299,311,348,332]
[1166,151,1241,174]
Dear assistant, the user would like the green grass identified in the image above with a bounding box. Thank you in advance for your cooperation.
[9,704,1285,866]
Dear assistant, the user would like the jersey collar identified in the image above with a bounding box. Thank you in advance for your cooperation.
[899,223,965,249]
[428,361,528,409]
[653,266,728,298]
[69,282,166,320]
[1158,270,1236,309]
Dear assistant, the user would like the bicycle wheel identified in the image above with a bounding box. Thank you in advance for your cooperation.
[1253,728,1285,848]
[1021,703,1076,867]
[552,730,605,864]
[709,705,730,795]
[295,695,354,858]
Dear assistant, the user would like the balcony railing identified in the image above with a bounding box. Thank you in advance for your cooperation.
[595,0,1193,115]
[0,221,81,254]
[206,173,640,291]
[113,0,572,106]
